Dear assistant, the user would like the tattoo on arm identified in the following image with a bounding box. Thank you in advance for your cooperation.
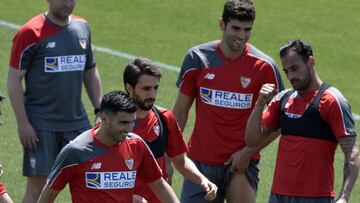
[337,136,360,201]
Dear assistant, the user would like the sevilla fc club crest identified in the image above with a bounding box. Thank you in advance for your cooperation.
[79,39,87,49]
[153,124,160,137]
[240,77,251,88]
[125,159,134,170]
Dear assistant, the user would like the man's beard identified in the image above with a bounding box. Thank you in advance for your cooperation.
[134,97,155,111]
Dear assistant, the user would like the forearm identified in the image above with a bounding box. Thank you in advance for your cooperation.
[7,71,29,125]
[172,106,188,131]
[84,68,102,109]
[245,101,267,147]
[172,155,205,186]
[37,187,59,203]
[148,179,179,203]
[338,142,360,201]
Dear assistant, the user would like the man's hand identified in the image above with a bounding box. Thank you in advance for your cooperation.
[133,194,148,203]
[200,178,218,201]
[257,83,278,107]
[224,147,257,173]
[18,121,38,150]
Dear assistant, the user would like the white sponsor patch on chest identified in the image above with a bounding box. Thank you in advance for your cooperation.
[44,55,86,72]
[86,171,137,189]
[200,87,253,109]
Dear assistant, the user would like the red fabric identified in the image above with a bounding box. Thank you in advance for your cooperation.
[0,181,7,195]
[180,43,282,165]
[262,89,351,197]
[49,127,162,203]
[9,14,61,70]
[133,108,187,203]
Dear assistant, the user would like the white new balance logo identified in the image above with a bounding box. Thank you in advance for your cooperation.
[46,42,56,48]
[91,163,102,169]
[204,73,215,80]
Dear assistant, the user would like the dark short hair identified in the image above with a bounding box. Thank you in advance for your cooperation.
[123,57,162,92]
[279,39,313,63]
[222,0,256,25]
[100,90,136,115]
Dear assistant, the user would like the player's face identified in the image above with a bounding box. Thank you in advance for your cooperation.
[220,19,253,53]
[48,0,76,20]
[103,112,135,143]
[281,51,313,92]
[131,75,159,111]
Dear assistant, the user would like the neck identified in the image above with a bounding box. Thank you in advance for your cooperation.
[219,40,245,60]
[46,11,70,26]
[95,126,116,146]
[136,108,150,119]
[299,77,323,94]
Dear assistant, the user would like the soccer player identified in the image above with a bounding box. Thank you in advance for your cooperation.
[246,39,360,203]
[172,0,284,202]
[124,58,217,203]
[7,0,102,202]
[37,90,179,203]
[0,95,14,203]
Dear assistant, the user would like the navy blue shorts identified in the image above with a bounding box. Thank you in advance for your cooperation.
[23,126,90,176]
[180,159,259,203]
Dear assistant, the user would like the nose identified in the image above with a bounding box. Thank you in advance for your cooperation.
[147,88,157,100]
[237,29,246,39]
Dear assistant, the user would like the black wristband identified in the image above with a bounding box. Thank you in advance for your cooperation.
[94,108,101,115]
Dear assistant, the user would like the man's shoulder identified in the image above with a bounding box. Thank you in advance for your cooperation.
[63,130,93,152]
[152,106,175,121]
[71,14,89,24]
[247,43,277,66]
[188,40,218,54]
[18,14,46,36]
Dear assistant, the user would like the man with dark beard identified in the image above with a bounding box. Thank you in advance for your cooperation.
[8,0,102,202]
[123,58,217,203]
[246,39,360,203]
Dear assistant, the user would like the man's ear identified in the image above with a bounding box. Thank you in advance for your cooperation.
[219,18,226,31]
[100,112,107,123]
[308,56,315,66]
[125,83,134,95]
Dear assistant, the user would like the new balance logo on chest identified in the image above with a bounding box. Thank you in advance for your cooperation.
[46,42,56,48]
[91,162,102,170]
[204,73,215,80]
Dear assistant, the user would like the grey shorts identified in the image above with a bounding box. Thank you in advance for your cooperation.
[23,126,90,176]
[269,194,334,203]
[180,159,259,203]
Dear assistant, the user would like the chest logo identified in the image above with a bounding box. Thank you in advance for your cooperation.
[200,87,253,109]
[204,73,215,80]
[79,38,87,49]
[46,42,56,48]
[153,124,160,137]
[91,162,102,170]
[240,77,251,88]
[125,159,134,170]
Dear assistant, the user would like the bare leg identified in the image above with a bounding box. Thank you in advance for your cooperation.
[22,176,47,203]
[226,173,256,203]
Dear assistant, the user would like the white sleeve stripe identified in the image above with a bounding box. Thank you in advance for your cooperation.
[18,42,36,69]
[47,163,79,188]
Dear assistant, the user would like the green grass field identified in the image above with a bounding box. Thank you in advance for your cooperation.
[1,0,359,202]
